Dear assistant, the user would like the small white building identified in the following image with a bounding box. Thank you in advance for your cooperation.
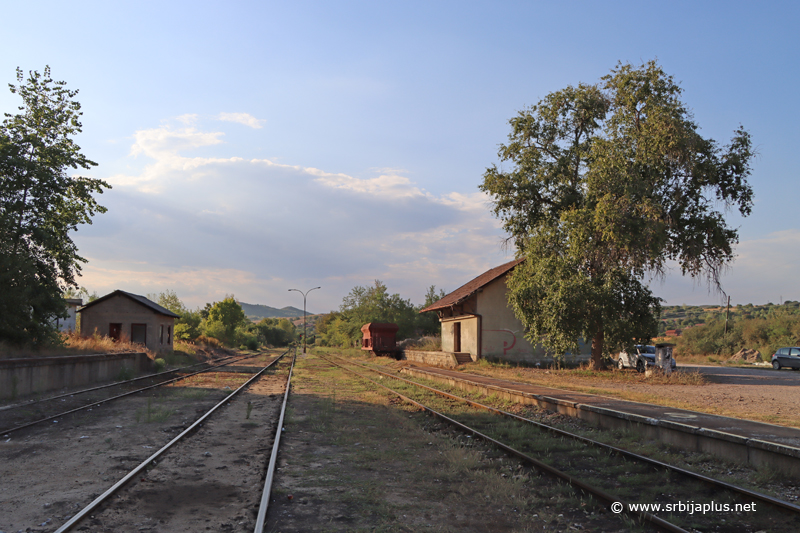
[55,298,82,332]
[421,259,590,364]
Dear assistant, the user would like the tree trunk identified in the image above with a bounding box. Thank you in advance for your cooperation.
[590,325,605,371]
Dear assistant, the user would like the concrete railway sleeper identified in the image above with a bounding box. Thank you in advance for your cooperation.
[53,348,295,533]
[321,354,800,532]
[0,352,272,436]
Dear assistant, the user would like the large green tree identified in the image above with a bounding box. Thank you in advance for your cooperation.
[480,61,754,369]
[203,296,246,345]
[321,281,418,346]
[0,67,109,345]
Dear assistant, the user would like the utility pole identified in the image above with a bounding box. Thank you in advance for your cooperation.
[288,287,320,353]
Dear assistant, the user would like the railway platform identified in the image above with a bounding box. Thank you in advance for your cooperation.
[399,363,800,476]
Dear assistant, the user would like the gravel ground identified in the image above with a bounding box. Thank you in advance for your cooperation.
[0,359,283,533]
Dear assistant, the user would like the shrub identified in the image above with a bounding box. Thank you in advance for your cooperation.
[195,335,223,349]
[116,366,134,381]
[676,310,800,357]
[153,358,166,372]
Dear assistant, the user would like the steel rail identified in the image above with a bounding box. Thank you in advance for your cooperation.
[333,356,800,516]
[319,354,686,533]
[54,349,289,533]
[0,355,241,412]
[2,352,268,435]
[254,346,297,533]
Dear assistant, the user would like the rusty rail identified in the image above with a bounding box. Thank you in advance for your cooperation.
[54,349,290,533]
[334,355,800,516]
[318,354,687,533]
[254,346,297,532]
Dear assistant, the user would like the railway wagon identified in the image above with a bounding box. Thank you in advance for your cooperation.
[361,322,399,358]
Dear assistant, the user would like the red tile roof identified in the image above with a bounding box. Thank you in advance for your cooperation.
[420,258,524,313]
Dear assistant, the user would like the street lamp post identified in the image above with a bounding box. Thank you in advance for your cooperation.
[288,287,320,353]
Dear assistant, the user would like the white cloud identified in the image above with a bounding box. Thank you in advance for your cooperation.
[77,121,513,310]
[92,119,795,312]
[314,172,429,199]
[129,125,224,159]
[176,114,199,125]
[217,112,266,129]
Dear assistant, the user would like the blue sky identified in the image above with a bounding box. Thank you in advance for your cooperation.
[2,1,798,312]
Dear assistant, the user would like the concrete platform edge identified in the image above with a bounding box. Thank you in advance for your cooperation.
[400,365,800,478]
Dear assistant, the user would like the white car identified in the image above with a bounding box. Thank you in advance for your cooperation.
[617,345,677,372]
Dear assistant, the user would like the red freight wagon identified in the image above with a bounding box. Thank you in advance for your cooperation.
[361,322,399,358]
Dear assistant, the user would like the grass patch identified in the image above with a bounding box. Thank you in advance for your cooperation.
[135,396,174,423]
[266,354,635,532]
[169,387,210,400]
[116,365,135,381]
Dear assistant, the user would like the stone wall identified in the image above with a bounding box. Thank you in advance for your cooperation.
[400,350,459,368]
[0,353,152,400]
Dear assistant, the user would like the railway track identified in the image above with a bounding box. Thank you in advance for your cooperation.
[50,347,296,532]
[321,353,800,532]
[0,351,273,436]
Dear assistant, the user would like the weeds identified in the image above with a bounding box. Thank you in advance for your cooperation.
[116,365,134,381]
[136,396,174,423]
[753,463,780,484]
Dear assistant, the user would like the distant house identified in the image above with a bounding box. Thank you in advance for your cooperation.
[420,259,590,364]
[55,298,82,332]
[79,290,179,353]
[665,329,682,337]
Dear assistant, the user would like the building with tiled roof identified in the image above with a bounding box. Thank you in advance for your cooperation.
[79,290,179,353]
[419,258,555,363]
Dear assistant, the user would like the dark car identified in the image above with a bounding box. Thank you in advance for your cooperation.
[617,345,677,373]
[771,347,800,370]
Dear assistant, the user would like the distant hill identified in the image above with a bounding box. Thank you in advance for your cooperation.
[238,301,314,320]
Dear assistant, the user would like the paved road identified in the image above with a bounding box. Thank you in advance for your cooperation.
[679,363,800,385]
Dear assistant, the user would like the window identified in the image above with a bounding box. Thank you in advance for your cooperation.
[160,325,164,345]
[167,325,171,345]
[131,324,147,345]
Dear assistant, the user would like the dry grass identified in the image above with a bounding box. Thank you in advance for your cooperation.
[470,359,708,387]
[194,335,223,349]
[0,331,156,360]
[401,335,442,351]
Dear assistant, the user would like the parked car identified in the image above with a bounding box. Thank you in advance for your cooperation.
[771,347,800,370]
[617,345,677,373]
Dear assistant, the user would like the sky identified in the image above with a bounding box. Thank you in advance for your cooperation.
[2,1,799,313]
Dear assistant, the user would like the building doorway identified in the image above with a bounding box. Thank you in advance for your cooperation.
[453,321,461,352]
